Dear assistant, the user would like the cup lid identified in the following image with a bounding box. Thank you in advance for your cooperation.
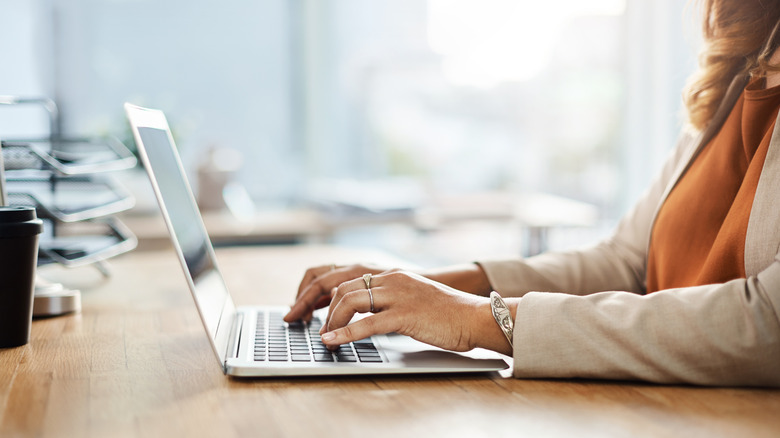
[0,206,38,223]
[0,207,44,237]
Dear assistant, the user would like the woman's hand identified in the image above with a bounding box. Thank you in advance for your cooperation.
[319,269,517,355]
[284,262,494,323]
[283,263,389,322]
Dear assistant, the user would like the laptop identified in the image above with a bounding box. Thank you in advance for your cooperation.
[125,103,508,377]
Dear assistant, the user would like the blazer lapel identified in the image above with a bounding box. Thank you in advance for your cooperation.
[745,109,780,276]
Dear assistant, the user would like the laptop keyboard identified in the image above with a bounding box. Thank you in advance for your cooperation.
[253,311,384,363]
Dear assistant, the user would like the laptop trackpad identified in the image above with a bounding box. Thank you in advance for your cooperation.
[378,332,508,369]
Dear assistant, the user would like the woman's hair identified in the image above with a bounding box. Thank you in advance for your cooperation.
[683,0,780,131]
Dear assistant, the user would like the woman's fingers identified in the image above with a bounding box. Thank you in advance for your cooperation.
[313,294,332,311]
[323,276,369,326]
[286,264,383,322]
[291,265,334,318]
[289,265,349,321]
[323,271,404,331]
[285,282,326,322]
[294,291,334,322]
[287,264,395,324]
[324,286,382,333]
[295,265,334,298]
[320,313,395,347]
[316,270,484,352]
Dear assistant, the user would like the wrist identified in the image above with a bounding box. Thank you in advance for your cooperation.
[472,296,519,356]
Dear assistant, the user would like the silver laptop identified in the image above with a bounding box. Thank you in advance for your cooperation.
[125,103,508,377]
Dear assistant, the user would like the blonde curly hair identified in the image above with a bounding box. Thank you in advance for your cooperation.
[684,0,780,131]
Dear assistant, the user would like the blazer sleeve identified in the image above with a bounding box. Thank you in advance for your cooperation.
[476,132,780,386]
[510,258,780,386]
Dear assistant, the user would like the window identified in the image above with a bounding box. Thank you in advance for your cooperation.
[2,0,697,261]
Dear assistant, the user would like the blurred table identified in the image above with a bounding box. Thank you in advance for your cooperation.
[2,246,778,438]
[123,190,598,256]
[119,209,329,250]
[424,191,599,256]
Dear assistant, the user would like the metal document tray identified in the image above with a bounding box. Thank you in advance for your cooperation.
[37,218,137,267]
[1,137,137,175]
[6,173,134,222]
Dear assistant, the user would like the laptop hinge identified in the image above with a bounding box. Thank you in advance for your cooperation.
[226,312,244,364]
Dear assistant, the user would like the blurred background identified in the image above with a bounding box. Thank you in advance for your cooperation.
[0,0,698,267]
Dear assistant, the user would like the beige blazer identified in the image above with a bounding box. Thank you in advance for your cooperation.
[478,74,780,386]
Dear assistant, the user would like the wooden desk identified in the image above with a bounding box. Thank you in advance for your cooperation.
[2,246,779,438]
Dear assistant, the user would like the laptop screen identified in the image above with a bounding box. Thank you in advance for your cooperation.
[127,104,235,365]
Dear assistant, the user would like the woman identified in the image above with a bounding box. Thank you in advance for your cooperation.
[285,0,780,386]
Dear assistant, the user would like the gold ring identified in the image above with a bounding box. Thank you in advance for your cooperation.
[363,274,375,312]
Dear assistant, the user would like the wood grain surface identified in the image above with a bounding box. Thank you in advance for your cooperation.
[1,245,778,438]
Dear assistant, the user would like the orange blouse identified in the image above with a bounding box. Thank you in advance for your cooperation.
[647,78,780,292]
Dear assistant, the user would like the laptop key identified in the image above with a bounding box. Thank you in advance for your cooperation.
[353,338,374,344]
[313,353,334,362]
[291,354,312,362]
[253,312,385,365]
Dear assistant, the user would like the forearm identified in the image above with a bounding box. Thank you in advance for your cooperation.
[471,297,520,356]
[510,271,780,386]
[478,241,646,298]
[421,263,493,297]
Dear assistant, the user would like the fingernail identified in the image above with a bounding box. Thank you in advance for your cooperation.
[321,332,336,342]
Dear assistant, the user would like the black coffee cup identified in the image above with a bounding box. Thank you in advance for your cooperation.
[0,207,43,348]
